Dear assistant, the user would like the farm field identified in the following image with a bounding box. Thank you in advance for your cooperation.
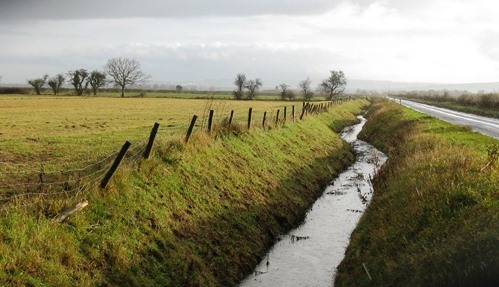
[0,97,367,286]
[0,95,298,171]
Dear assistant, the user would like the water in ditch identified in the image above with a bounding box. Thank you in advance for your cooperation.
[238,115,387,287]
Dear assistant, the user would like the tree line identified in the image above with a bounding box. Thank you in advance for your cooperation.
[27,57,149,97]
[233,70,347,100]
[26,58,346,100]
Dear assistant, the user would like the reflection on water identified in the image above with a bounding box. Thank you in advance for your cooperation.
[239,115,387,287]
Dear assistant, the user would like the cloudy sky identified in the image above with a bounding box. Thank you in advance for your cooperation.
[1,0,499,89]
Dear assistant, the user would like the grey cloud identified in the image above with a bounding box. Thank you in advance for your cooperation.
[0,0,377,20]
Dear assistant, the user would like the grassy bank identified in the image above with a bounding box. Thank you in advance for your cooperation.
[0,100,369,286]
[335,99,499,286]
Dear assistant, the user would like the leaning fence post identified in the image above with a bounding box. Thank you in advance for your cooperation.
[143,122,160,159]
[275,109,280,125]
[100,141,131,189]
[262,111,267,128]
[185,115,198,143]
[228,110,234,125]
[207,110,214,133]
[247,108,253,130]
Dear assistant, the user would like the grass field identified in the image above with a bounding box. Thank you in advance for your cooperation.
[0,98,369,286]
[0,95,303,171]
[1,88,334,101]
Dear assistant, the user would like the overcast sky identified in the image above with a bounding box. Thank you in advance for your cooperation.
[1,0,499,89]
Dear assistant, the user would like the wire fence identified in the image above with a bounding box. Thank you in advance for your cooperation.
[0,98,351,209]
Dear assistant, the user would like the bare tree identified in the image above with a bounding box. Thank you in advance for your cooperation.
[47,74,65,95]
[320,70,346,100]
[233,73,246,100]
[105,57,149,97]
[89,71,107,95]
[27,75,48,95]
[245,78,262,100]
[68,69,90,96]
[279,83,289,100]
[299,77,313,101]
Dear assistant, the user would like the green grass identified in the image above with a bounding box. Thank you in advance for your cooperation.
[335,98,499,287]
[0,99,369,286]
[2,89,334,101]
[0,95,307,171]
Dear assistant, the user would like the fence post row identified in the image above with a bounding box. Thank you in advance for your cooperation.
[208,110,214,133]
[181,100,340,145]
[100,141,131,189]
[185,115,198,143]
[143,122,160,159]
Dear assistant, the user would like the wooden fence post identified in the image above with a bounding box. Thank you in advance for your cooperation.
[185,115,198,143]
[262,111,267,128]
[292,105,295,122]
[283,106,287,123]
[275,109,280,125]
[229,110,234,125]
[100,141,131,189]
[143,122,160,159]
[247,108,252,130]
[207,110,214,133]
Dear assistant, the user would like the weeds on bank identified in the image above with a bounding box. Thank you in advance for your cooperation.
[336,98,499,287]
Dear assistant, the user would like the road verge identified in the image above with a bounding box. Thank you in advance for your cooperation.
[335,98,499,286]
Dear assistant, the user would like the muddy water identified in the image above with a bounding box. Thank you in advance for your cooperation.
[239,115,387,287]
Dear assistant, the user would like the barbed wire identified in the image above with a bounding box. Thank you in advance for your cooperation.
[0,149,120,175]
[0,154,115,188]
[0,160,111,205]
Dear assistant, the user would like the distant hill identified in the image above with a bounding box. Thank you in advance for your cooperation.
[3,79,499,94]
[346,79,499,93]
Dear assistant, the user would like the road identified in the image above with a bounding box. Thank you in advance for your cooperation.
[396,99,499,139]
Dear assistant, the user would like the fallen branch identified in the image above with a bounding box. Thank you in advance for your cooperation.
[52,200,88,223]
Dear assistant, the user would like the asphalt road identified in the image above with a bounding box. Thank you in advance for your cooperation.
[396,99,499,139]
